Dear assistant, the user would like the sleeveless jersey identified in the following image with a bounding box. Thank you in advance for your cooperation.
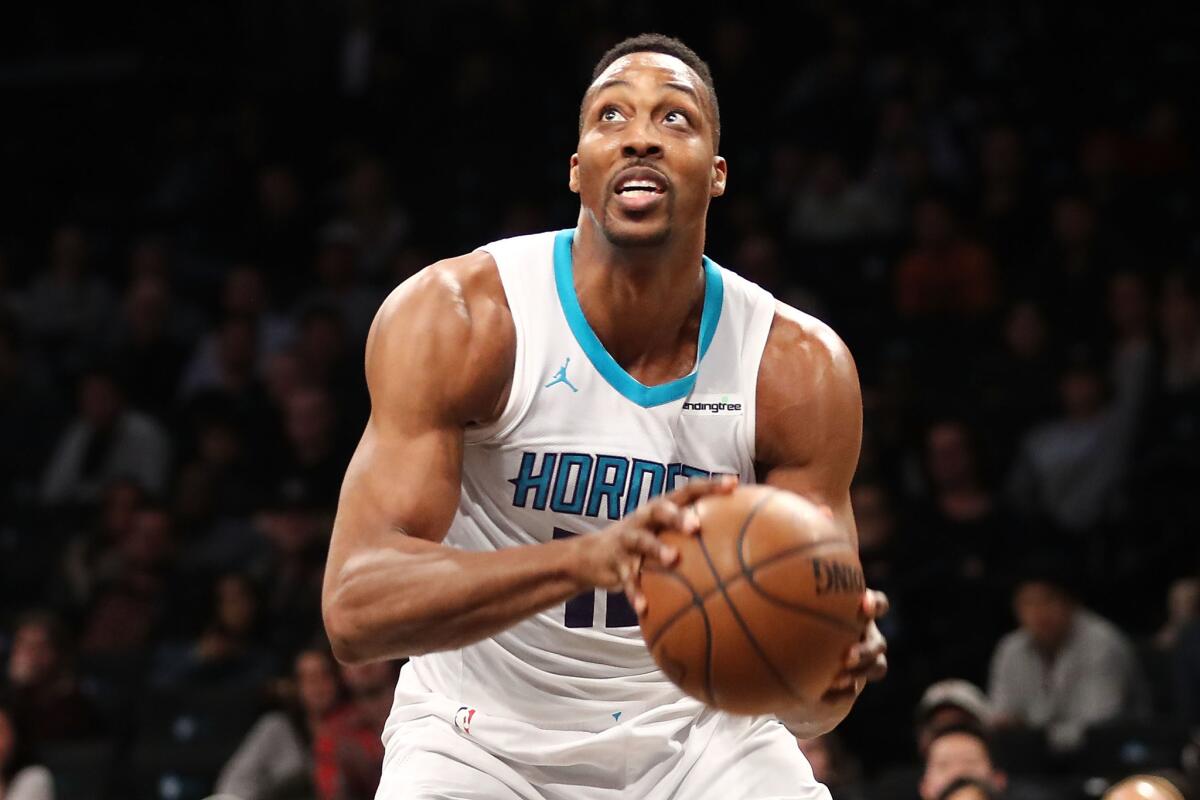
[399,228,776,731]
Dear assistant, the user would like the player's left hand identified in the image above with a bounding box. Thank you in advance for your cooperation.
[820,589,888,704]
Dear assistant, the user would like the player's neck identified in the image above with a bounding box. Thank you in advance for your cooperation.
[571,221,707,373]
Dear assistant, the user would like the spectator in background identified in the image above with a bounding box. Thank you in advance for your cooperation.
[19,224,115,373]
[180,315,275,449]
[1161,272,1200,393]
[270,386,346,510]
[788,151,881,243]
[181,409,264,520]
[298,222,384,343]
[0,701,54,800]
[938,776,1001,800]
[0,312,62,508]
[1104,772,1194,800]
[293,305,366,424]
[975,125,1037,268]
[919,725,1007,800]
[907,420,1010,685]
[1156,578,1200,651]
[78,504,178,657]
[1006,360,1138,533]
[796,732,866,800]
[851,481,904,608]
[973,301,1059,468]
[1038,195,1108,343]
[244,164,315,295]
[895,197,997,321]
[862,99,932,237]
[216,646,345,800]
[3,610,101,742]
[254,490,331,657]
[263,348,308,412]
[915,680,994,756]
[150,572,274,692]
[989,559,1149,752]
[41,366,171,506]
[106,274,189,420]
[57,478,145,611]
[181,265,293,396]
[313,661,397,800]
[1106,271,1157,418]
[338,156,409,282]
[1173,612,1200,731]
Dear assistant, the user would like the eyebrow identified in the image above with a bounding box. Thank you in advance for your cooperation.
[591,78,703,104]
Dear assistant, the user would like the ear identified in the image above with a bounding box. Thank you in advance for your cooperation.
[710,156,728,198]
[569,153,581,194]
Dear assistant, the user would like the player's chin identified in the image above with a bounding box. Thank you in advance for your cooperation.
[601,210,671,248]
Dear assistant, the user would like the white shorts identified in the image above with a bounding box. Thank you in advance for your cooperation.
[376,691,831,800]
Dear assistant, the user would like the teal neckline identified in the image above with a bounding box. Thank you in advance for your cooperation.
[552,228,724,408]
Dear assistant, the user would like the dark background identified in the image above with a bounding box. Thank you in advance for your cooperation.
[1,1,1198,799]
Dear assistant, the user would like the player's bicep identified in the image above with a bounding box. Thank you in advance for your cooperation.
[328,260,509,565]
[756,306,863,543]
[336,410,464,548]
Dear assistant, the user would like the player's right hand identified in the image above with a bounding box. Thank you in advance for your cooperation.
[571,476,737,614]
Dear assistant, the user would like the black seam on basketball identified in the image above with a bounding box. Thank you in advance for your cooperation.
[643,568,707,651]
[695,528,802,703]
[735,489,779,558]
[738,584,863,634]
[698,593,715,706]
[641,538,851,648]
[735,496,862,634]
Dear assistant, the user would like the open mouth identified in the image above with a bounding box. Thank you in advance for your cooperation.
[612,167,669,213]
[613,167,669,197]
[615,180,666,197]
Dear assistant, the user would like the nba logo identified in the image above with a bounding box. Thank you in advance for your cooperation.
[454,706,476,735]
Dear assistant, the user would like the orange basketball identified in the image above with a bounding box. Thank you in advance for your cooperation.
[638,485,866,715]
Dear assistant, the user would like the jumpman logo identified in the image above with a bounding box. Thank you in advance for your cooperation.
[545,357,579,392]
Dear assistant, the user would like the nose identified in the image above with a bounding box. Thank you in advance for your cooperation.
[621,117,663,159]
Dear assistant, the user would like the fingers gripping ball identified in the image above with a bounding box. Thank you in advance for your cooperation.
[638,485,866,715]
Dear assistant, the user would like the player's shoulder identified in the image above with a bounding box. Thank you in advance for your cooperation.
[366,250,514,422]
[371,250,512,354]
[760,299,858,390]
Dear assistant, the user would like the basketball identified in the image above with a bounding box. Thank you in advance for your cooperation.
[638,485,867,715]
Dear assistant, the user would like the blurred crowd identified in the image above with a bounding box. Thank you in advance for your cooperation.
[1,1,1198,799]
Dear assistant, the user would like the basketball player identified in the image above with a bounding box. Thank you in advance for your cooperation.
[322,33,888,799]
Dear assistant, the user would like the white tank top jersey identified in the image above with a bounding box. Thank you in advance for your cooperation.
[389,227,777,736]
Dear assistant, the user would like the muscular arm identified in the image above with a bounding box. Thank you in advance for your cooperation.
[322,253,717,664]
[322,253,589,663]
[755,302,863,539]
[754,302,880,737]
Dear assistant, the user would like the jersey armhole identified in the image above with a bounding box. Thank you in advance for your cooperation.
[464,246,533,445]
[739,293,777,470]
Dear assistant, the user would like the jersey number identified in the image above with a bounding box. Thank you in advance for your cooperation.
[552,527,639,628]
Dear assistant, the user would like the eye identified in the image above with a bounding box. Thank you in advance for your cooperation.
[600,106,625,122]
[665,109,691,125]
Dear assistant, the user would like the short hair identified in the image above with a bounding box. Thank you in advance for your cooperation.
[926,722,995,765]
[938,776,1000,800]
[583,33,721,151]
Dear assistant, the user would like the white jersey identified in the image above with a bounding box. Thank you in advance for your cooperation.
[387,227,776,733]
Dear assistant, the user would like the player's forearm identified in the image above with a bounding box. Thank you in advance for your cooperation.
[323,535,587,663]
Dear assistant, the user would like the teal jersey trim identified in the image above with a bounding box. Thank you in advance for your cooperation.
[552,228,724,408]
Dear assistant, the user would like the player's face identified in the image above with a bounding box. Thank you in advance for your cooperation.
[572,53,726,248]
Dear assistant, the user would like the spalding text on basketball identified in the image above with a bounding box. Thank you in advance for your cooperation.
[811,558,865,596]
